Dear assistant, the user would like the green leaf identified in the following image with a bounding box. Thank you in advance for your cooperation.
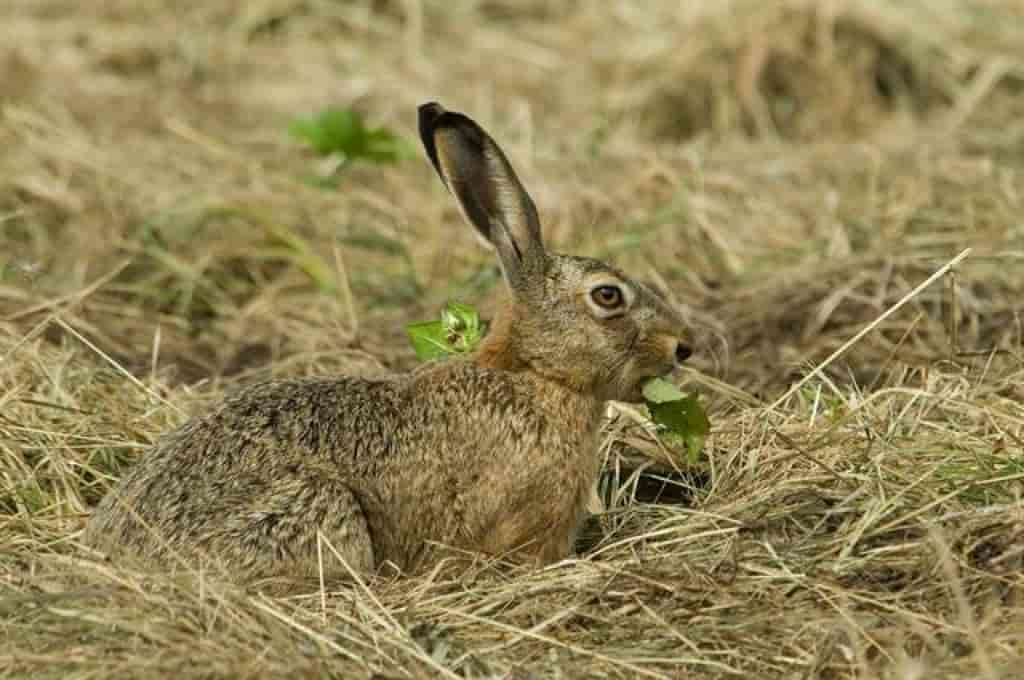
[643,382,711,465]
[288,108,412,166]
[641,377,687,403]
[405,321,455,360]
[442,301,485,352]
[405,300,487,361]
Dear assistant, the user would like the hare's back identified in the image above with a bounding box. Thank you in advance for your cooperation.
[84,375,401,560]
[151,375,402,473]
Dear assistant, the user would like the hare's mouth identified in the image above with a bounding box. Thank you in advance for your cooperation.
[627,370,674,401]
[643,363,678,383]
[638,360,680,387]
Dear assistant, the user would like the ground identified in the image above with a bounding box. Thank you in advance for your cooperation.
[1,1,1023,678]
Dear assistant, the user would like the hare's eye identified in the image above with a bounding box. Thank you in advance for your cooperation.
[590,285,624,309]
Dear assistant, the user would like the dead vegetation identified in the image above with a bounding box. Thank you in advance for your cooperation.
[1,0,1023,677]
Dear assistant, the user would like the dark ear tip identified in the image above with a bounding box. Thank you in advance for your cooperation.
[418,102,448,180]
[418,102,479,138]
[418,102,486,178]
[418,102,446,136]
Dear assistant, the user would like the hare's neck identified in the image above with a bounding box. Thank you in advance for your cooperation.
[474,304,529,372]
[474,304,604,418]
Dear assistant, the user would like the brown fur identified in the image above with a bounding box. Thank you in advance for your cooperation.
[82,103,691,581]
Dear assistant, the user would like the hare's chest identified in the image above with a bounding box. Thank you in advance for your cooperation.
[462,412,601,564]
[372,372,603,570]
[377,434,599,571]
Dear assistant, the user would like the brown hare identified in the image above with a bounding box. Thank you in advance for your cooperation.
[83,102,693,580]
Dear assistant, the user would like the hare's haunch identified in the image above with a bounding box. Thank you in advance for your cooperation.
[83,103,693,579]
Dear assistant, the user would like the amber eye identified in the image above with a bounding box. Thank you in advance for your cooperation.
[590,285,624,309]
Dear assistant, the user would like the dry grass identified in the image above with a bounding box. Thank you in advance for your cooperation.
[2,0,1023,677]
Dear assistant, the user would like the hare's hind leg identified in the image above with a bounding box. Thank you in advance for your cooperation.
[305,480,376,578]
[231,475,376,580]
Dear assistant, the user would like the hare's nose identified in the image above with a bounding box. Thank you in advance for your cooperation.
[675,343,693,364]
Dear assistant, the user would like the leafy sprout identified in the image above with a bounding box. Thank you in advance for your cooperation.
[406,301,487,361]
[289,108,414,172]
[641,378,711,465]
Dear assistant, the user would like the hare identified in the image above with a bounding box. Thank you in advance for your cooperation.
[82,102,693,580]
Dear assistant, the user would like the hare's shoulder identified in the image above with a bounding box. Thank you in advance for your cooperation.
[410,359,541,404]
[409,359,602,431]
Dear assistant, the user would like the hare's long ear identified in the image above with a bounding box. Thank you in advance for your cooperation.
[419,102,546,289]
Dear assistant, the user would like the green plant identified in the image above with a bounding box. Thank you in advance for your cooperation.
[289,108,413,165]
[641,378,711,465]
[405,301,487,360]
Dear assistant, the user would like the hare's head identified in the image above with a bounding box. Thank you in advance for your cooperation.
[419,103,692,403]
